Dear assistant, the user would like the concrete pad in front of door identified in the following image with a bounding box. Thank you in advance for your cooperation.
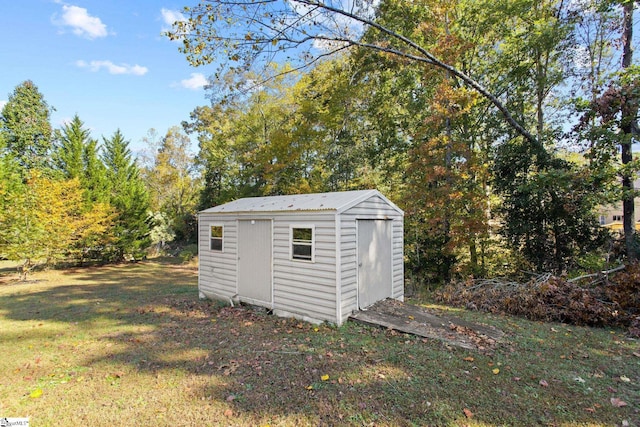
[350,299,504,354]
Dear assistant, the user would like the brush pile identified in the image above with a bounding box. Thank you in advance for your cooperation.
[434,265,640,336]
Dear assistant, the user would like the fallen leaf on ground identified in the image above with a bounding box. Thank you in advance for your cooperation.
[463,408,474,418]
[610,397,627,407]
[321,374,329,381]
[463,356,474,362]
[539,379,549,387]
[492,368,500,375]
[29,388,43,398]
[224,409,233,417]
[619,375,630,383]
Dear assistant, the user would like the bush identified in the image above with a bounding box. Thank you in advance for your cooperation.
[178,244,198,263]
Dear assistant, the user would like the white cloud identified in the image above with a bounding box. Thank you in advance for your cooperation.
[161,8,187,42]
[179,73,208,90]
[53,5,109,39]
[76,60,148,76]
[161,8,186,26]
[0,100,6,110]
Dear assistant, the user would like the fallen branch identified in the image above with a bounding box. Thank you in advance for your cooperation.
[568,265,625,283]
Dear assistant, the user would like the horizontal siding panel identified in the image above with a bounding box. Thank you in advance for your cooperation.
[274,269,335,285]
[274,293,335,314]
[199,273,236,296]
[200,258,237,272]
[274,281,336,299]
[274,282,336,302]
[199,217,238,298]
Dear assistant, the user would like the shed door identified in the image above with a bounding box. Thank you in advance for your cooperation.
[237,220,272,304]
[358,219,392,309]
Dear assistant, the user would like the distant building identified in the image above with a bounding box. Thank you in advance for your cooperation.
[597,178,640,232]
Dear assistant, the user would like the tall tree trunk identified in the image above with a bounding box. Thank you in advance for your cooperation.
[621,0,637,261]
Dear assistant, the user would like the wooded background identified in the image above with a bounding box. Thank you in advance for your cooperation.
[1,0,638,285]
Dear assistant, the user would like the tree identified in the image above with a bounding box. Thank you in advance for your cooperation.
[53,114,93,179]
[0,174,113,278]
[0,80,53,173]
[494,142,608,273]
[102,130,152,261]
[618,0,638,260]
[83,137,110,205]
[141,126,201,243]
[166,0,539,145]
[575,1,639,261]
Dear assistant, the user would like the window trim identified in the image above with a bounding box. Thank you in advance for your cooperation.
[290,224,315,262]
[210,224,224,252]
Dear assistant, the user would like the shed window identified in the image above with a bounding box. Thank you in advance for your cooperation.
[613,215,622,222]
[210,225,223,251]
[291,226,314,261]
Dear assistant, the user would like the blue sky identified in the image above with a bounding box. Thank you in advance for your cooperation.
[0,0,209,152]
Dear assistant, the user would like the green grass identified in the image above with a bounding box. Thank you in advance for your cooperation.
[0,258,638,426]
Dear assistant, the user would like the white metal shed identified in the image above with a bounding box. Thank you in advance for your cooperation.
[198,189,404,325]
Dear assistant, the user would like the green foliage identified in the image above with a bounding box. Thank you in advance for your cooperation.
[141,127,201,243]
[82,138,110,205]
[148,211,175,251]
[0,173,114,277]
[101,130,152,261]
[494,142,608,273]
[0,80,53,173]
[53,114,92,179]
[178,243,198,263]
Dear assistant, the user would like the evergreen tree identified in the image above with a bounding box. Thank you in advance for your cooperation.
[83,138,110,205]
[102,130,151,261]
[0,80,53,173]
[53,114,91,179]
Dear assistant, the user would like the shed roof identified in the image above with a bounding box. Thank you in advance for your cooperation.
[200,189,403,215]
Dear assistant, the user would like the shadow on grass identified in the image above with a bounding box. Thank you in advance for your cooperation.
[0,257,637,426]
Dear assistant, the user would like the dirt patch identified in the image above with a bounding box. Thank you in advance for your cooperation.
[350,299,504,353]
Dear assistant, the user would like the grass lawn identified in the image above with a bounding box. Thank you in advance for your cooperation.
[0,258,638,426]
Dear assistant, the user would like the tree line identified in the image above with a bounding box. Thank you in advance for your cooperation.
[170,0,638,284]
[0,81,200,278]
[2,0,637,286]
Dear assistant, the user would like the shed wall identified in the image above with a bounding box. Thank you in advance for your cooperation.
[271,213,337,323]
[339,195,404,324]
[199,212,338,323]
[198,216,238,299]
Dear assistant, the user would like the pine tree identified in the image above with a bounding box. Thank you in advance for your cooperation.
[0,80,53,173]
[53,114,90,179]
[83,138,110,205]
[102,130,151,261]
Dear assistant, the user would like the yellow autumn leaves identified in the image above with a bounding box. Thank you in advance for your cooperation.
[306,374,330,390]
